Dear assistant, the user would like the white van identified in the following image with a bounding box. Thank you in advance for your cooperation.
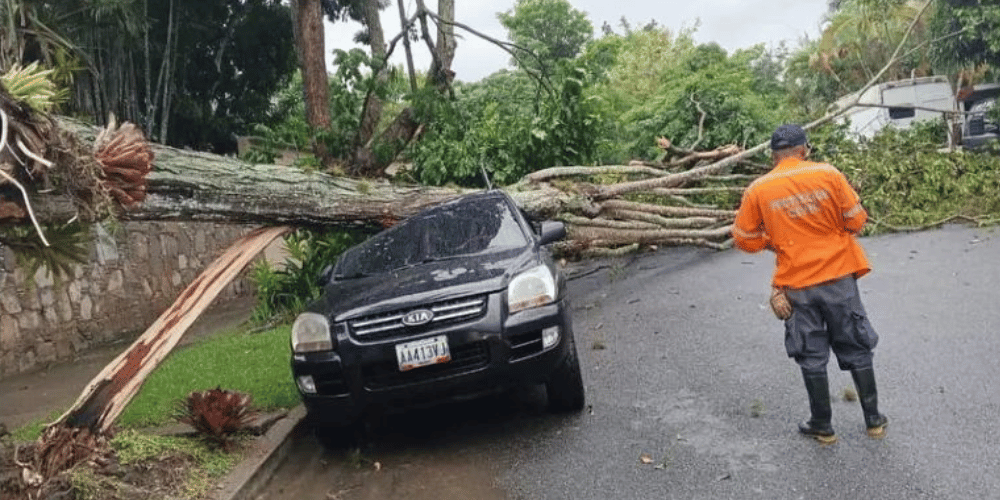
[834,76,956,139]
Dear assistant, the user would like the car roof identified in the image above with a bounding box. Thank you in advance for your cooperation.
[434,190,509,209]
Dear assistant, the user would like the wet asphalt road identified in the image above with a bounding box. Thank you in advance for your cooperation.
[255,224,1000,500]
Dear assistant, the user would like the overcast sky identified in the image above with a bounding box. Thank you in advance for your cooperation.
[324,0,834,83]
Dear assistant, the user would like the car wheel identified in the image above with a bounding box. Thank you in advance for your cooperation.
[546,334,585,412]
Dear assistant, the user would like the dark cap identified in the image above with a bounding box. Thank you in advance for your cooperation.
[770,124,808,150]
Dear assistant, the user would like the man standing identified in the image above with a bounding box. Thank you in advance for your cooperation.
[732,124,888,444]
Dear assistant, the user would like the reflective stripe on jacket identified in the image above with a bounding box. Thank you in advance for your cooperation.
[732,157,870,289]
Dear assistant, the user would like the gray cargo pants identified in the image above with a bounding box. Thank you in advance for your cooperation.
[784,276,878,375]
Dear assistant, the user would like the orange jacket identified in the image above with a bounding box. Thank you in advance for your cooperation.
[732,157,870,289]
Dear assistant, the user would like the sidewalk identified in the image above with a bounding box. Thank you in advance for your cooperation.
[0,298,257,430]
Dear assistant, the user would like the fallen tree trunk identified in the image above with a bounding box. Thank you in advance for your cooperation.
[0,9,946,487]
[42,118,576,227]
[9,118,752,272]
[1,98,759,494]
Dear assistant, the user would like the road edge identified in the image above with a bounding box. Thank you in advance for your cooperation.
[212,404,306,500]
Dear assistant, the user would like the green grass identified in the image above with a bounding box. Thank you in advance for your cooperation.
[9,326,298,499]
[117,325,299,429]
[11,325,299,441]
[67,430,243,499]
[10,409,64,442]
[112,429,240,476]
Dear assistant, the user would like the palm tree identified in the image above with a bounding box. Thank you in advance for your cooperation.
[0,1,84,80]
[812,0,934,91]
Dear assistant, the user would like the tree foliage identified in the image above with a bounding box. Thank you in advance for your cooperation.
[1,0,297,153]
[497,0,594,70]
[243,49,407,166]
[582,26,788,162]
[809,0,935,93]
[165,0,298,152]
[811,122,1000,230]
[410,63,605,187]
[929,0,1000,80]
[250,228,366,323]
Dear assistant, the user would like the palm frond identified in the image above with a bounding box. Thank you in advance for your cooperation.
[1,222,90,280]
[0,61,67,111]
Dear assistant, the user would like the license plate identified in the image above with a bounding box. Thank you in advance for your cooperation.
[395,335,451,372]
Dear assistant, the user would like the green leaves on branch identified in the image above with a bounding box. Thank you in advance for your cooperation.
[497,0,594,69]
[813,123,1000,231]
[1,62,67,111]
[249,228,366,323]
[242,48,405,167]
[410,64,604,187]
[930,0,1000,77]
[584,27,787,162]
[0,222,90,282]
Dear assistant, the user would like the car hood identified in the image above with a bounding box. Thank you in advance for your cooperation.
[319,248,537,321]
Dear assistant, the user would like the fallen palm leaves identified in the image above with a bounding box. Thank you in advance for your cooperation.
[176,388,257,451]
[1,73,145,278]
[92,117,154,210]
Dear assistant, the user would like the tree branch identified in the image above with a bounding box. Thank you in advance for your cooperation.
[418,8,554,97]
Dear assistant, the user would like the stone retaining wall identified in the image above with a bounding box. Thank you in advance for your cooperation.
[0,221,260,379]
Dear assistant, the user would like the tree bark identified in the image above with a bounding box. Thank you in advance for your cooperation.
[397,0,418,93]
[28,119,572,228]
[14,117,750,263]
[428,0,455,86]
[19,118,744,252]
[52,226,292,434]
[436,0,455,70]
[291,0,333,166]
[23,225,291,487]
[351,0,389,174]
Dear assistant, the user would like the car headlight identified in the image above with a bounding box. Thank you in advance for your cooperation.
[508,264,557,313]
[291,312,333,353]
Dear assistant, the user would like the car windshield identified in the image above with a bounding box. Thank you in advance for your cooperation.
[335,194,529,278]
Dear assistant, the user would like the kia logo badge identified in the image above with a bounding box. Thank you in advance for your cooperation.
[402,309,434,326]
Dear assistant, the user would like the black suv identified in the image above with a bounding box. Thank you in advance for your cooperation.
[290,190,584,426]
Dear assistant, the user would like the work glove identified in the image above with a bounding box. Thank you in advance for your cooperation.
[770,287,792,320]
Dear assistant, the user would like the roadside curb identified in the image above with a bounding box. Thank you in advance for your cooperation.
[212,404,306,500]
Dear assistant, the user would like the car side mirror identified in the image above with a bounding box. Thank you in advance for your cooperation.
[317,264,334,287]
[538,221,566,245]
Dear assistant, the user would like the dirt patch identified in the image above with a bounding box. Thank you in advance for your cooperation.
[1,435,208,500]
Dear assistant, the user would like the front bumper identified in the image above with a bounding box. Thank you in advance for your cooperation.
[292,292,573,426]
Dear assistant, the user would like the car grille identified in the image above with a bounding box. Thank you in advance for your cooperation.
[348,294,488,341]
[362,341,489,390]
[508,330,543,361]
[970,116,985,136]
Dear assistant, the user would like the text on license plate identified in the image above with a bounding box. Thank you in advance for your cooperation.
[395,335,451,372]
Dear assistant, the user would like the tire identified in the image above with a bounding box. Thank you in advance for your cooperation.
[546,334,585,412]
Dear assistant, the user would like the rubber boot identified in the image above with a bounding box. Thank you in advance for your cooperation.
[851,367,888,438]
[799,371,837,444]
